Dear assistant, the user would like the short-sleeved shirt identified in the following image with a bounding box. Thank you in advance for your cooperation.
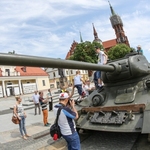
[74,75,82,85]
[33,94,40,103]
[54,104,76,136]
[98,51,105,65]
[47,92,53,102]
[137,49,143,55]
[83,84,93,96]
[14,103,24,117]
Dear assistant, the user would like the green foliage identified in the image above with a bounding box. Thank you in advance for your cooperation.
[130,47,136,52]
[68,41,103,64]
[108,44,131,60]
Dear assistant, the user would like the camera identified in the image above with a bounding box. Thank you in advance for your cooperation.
[67,98,73,106]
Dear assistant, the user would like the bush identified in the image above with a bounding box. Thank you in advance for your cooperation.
[108,44,131,60]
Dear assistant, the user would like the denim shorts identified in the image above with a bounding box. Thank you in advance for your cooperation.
[96,71,101,79]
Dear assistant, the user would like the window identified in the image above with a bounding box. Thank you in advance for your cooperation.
[53,72,56,78]
[66,70,68,75]
[50,84,54,88]
[42,80,45,86]
[7,82,12,85]
[5,69,10,76]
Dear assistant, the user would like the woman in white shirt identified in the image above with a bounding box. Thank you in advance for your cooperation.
[13,96,30,140]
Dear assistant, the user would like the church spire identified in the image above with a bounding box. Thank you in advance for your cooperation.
[92,23,102,45]
[108,1,115,16]
[79,31,83,43]
[109,2,130,47]
[93,23,98,38]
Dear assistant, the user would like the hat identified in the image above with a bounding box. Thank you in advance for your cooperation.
[59,93,69,99]
[137,45,141,48]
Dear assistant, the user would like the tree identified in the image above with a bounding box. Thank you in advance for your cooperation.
[108,44,131,60]
[69,41,103,63]
[68,41,103,76]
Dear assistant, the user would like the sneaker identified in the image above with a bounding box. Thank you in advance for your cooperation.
[44,124,48,126]
[97,86,104,92]
[98,84,102,87]
[25,134,30,137]
[47,123,51,125]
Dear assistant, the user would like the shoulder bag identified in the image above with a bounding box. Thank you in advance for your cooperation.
[12,105,20,124]
[50,107,62,140]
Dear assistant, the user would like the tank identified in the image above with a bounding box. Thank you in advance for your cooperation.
[0,52,150,133]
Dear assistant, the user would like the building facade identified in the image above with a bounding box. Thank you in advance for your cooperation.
[0,66,49,97]
[45,68,89,89]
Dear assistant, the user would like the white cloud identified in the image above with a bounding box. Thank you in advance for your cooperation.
[0,0,150,62]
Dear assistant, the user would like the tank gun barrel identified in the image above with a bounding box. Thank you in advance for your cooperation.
[0,53,114,72]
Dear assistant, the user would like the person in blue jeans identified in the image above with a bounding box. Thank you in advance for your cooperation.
[13,96,30,140]
[54,92,80,150]
[74,70,85,99]
[95,47,107,88]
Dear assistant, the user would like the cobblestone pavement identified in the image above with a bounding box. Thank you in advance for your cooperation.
[131,134,150,150]
[80,131,138,150]
[1,130,150,150]
[40,131,139,150]
[0,129,52,150]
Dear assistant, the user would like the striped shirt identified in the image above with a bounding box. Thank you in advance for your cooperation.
[39,97,47,110]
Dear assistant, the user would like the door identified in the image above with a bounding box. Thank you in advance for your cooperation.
[0,86,3,97]
[14,87,20,95]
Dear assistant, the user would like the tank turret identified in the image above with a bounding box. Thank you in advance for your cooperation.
[102,54,150,84]
[0,52,150,134]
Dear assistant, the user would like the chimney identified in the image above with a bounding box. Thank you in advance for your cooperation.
[22,66,26,72]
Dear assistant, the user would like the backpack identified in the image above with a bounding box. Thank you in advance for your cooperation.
[50,107,62,140]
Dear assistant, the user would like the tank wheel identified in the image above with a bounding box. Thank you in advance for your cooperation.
[92,94,105,106]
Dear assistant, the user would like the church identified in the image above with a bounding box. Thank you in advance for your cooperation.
[66,2,130,59]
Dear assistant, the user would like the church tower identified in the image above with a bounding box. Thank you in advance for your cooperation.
[92,23,103,45]
[109,1,130,47]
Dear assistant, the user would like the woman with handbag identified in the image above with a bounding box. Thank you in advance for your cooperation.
[13,96,30,140]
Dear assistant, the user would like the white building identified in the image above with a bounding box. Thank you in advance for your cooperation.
[45,68,89,89]
[0,66,49,97]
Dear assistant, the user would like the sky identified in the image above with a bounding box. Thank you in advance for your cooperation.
[0,0,150,62]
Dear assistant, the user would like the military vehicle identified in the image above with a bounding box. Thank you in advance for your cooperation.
[0,52,150,134]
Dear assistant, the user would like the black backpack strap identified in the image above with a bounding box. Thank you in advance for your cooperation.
[55,107,62,125]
